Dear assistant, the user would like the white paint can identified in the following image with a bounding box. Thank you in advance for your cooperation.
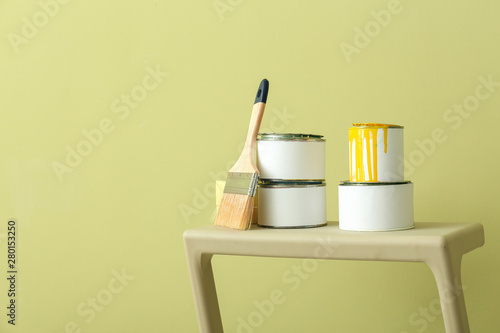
[338,181,414,231]
[257,133,325,181]
[349,124,404,182]
[258,181,326,228]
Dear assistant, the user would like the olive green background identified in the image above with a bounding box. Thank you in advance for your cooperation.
[1,1,499,332]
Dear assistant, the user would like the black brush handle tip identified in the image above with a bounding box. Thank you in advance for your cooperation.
[254,79,269,104]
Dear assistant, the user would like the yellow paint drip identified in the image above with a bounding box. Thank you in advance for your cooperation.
[349,124,393,182]
[384,127,388,153]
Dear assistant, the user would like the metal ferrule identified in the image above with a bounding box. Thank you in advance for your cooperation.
[223,172,259,197]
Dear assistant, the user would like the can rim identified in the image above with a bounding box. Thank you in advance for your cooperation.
[350,123,403,129]
[258,223,327,229]
[339,180,411,186]
[257,133,325,141]
[259,180,326,188]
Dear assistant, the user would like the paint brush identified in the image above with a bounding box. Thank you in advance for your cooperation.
[214,79,269,230]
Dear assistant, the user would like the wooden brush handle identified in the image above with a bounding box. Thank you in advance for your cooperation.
[230,101,266,173]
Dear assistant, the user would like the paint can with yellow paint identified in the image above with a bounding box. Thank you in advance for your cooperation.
[340,123,414,231]
[349,123,404,182]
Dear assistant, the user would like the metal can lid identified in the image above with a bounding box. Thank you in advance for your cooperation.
[350,123,403,129]
[339,180,411,186]
[257,133,325,141]
[259,180,326,188]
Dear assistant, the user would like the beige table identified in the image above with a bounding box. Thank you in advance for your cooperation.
[184,222,484,333]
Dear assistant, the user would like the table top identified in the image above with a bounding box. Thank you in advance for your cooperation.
[185,221,483,242]
[184,222,485,261]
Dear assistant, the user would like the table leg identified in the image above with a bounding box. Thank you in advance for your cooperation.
[185,249,223,333]
[427,251,470,333]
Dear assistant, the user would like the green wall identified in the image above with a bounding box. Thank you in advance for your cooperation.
[0,1,498,332]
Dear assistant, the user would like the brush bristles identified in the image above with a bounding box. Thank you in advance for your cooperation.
[215,193,254,230]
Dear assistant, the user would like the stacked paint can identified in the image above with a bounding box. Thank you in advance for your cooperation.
[338,124,414,231]
[257,133,327,228]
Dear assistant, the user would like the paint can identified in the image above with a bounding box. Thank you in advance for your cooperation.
[257,133,325,181]
[258,181,326,228]
[349,124,404,182]
[338,181,414,231]
[340,123,414,231]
